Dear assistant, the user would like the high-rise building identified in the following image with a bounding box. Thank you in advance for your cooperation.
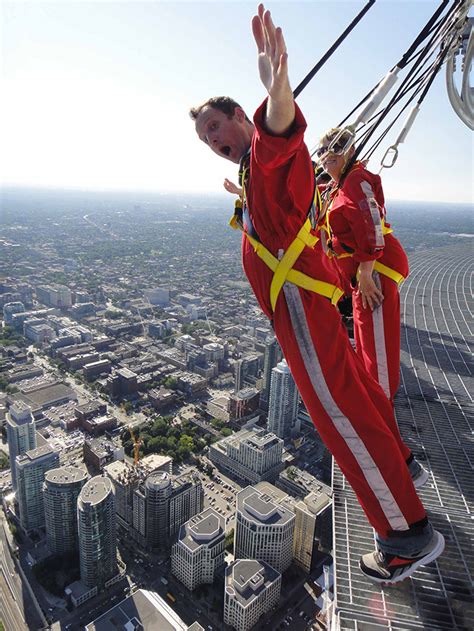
[171,508,225,591]
[104,454,172,535]
[138,471,203,550]
[44,466,88,556]
[292,492,332,572]
[209,428,284,485]
[267,359,299,440]
[235,486,295,573]
[255,481,332,573]
[224,559,281,631]
[77,476,117,590]
[3,301,25,325]
[260,336,283,408]
[6,402,36,491]
[16,444,59,533]
[234,354,262,393]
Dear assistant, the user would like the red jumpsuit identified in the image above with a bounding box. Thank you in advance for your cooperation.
[242,100,423,539]
[327,164,409,401]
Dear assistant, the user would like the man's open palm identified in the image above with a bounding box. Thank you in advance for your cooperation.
[252,4,290,100]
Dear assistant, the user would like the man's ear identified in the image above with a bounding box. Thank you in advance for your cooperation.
[234,107,246,123]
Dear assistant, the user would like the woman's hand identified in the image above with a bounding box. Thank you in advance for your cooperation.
[358,263,384,310]
[224,179,243,197]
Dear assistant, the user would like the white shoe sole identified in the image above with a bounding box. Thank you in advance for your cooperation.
[362,531,445,585]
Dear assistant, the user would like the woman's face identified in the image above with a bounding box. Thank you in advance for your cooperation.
[320,151,347,181]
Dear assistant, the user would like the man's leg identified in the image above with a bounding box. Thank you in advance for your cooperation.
[274,284,439,570]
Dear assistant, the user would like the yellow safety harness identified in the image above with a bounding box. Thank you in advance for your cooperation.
[229,165,344,313]
[319,181,405,286]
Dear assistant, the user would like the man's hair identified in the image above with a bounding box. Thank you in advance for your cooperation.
[189,96,251,123]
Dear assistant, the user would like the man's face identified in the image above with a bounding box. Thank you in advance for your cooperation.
[195,106,249,164]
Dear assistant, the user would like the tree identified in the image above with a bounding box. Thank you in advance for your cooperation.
[0,452,9,470]
[220,428,232,437]
[225,528,234,551]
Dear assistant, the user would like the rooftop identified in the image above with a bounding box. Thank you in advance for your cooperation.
[18,443,56,464]
[44,466,88,486]
[225,559,280,607]
[86,589,191,631]
[78,476,113,507]
[14,381,77,409]
[180,507,225,551]
[238,486,294,526]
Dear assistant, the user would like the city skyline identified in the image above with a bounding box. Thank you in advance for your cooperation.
[2,1,472,203]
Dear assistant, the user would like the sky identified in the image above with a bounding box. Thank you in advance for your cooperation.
[1,0,473,203]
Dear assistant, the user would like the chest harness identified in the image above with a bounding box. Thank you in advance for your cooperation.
[318,176,406,286]
[229,155,344,314]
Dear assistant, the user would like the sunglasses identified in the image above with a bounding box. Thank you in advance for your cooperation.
[316,140,346,158]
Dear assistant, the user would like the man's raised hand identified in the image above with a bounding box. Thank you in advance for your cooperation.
[252,4,291,101]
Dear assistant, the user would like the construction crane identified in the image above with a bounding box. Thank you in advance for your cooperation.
[128,426,142,465]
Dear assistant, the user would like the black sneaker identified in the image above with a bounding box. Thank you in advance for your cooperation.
[360,530,445,584]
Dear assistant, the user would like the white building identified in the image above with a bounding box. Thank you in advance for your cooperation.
[6,402,36,491]
[171,507,225,590]
[16,444,60,533]
[267,359,299,440]
[209,428,284,485]
[235,486,295,573]
[224,559,281,631]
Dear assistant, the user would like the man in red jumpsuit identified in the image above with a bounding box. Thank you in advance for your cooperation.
[317,129,408,404]
[190,3,444,584]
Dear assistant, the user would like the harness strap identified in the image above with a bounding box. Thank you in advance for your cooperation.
[230,212,344,309]
[373,261,405,285]
[269,218,319,312]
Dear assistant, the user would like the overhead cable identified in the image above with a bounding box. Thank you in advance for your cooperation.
[293,0,376,99]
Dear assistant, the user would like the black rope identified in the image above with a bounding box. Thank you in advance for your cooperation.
[397,0,449,68]
[334,0,451,129]
[338,5,461,185]
[293,0,376,99]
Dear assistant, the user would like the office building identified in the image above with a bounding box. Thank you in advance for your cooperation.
[135,471,203,550]
[3,301,25,325]
[256,480,332,571]
[104,454,173,534]
[267,359,299,440]
[209,428,284,485]
[16,444,60,533]
[224,559,281,631]
[228,388,260,422]
[260,336,282,408]
[77,476,117,590]
[44,466,88,556]
[171,508,225,591]
[293,492,332,572]
[235,486,295,573]
[6,402,36,491]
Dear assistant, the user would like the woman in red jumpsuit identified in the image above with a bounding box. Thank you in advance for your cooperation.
[317,129,408,404]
